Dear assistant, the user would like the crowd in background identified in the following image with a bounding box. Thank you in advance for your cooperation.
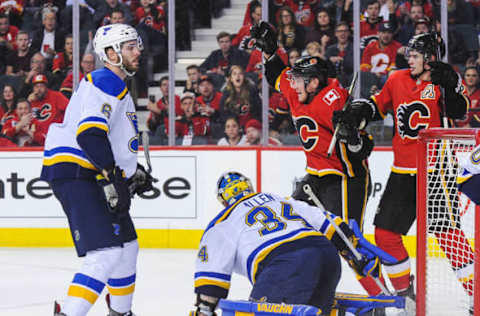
[0,0,479,147]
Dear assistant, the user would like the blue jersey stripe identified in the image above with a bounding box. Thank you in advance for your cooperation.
[319,220,330,234]
[78,116,108,125]
[194,272,231,281]
[246,228,312,282]
[44,146,87,158]
[107,274,136,287]
[72,273,105,293]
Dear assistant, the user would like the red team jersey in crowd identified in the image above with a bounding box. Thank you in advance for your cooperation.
[135,5,166,32]
[273,0,317,26]
[196,92,222,112]
[1,113,46,145]
[52,52,73,73]
[30,89,69,132]
[456,88,480,127]
[360,40,402,74]
[247,48,288,75]
[60,71,85,94]
[275,70,362,177]
[372,69,469,173]
[360,20,381,38]
[0,24,18,48]
[0,0,24,15]
[232,24,253,48]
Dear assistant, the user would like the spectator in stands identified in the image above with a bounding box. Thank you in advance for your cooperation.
[246,46,288,82]
[52,33,73,86]
[5,31,34,76]
[361,22,401,87]
[305,40,324,58]
[0,84,17,127]
[305,7,335,51]
[322,0,353,25]
[276,6,306,52]
[59,53,96,98]
[288,47,301,67]
[232,0,261,52]
[273,0,318,27]
[146,76,181,134]
[173,92,210,145]
[19,53,56,97]
[360,0,396,49]
[396,0,433,22]
[0,0,24,27]
[396,4,425,45]
[269,89,296,137]
[200,31,250,91]
[325,21,353,86]
[135,0,166,32]
[444,0,474,25]
[196,74,222,123]
[1,98,46,146]
[184,64,202,96]
[244,118,282,146]
[92,0,133,27]
[457,67,480,127]
[110,7,125,24]
[217,115,248,146]
[220,65,261,129]
[30,6,65,62]
[27,74,68,133]
[0,13,17,51]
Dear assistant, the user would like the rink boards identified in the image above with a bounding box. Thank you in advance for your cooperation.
[0,146,427,254]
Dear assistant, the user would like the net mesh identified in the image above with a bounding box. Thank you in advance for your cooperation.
[424,138,476,315]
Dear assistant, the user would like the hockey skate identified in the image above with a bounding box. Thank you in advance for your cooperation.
[396,276,416,316]
[105,294,136,316]
[53,301,66,316]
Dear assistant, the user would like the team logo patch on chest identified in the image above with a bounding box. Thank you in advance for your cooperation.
[397,102,431,139]
[295,116,319,152]
[33,103,52,121]
[322,89,340,106]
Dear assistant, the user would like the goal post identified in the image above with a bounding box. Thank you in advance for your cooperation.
[417,128,480,316]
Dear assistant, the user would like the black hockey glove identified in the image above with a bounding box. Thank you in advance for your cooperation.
[189,294,218,316]
[97,166,131,214]
[250,21,277,55]
[332,110,361,146]
[428,61,460,90]
[127,163,158,196]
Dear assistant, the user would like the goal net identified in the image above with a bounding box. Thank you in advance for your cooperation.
[417,128,480,316]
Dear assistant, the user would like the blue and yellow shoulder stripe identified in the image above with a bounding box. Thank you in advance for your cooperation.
[77,116,109,136]
[86,68,128,100]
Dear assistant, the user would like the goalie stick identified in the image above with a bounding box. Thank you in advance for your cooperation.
[303,183,393,296]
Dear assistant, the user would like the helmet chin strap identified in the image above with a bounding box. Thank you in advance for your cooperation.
[105,52,136,77]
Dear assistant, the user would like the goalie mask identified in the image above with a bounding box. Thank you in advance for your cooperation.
[216,172,254,206]
[93,24,143,76]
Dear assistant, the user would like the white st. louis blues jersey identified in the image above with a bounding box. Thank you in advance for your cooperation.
[41,68,138,181]
[459,144,480,178]
[194,192,343,297]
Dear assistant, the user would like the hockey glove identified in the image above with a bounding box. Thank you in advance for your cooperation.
[250,21,277,55]
[428,61,460,91]
[127,163,158,196]
[332,110,362,146]
[97,166,131,214]
[189,294,218,316]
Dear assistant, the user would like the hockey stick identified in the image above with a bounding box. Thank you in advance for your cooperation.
[142,131,152,174]
[327,71,359,157]
[303,183,393,296]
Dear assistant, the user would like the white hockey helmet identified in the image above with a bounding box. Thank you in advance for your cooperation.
[93,24,143,75]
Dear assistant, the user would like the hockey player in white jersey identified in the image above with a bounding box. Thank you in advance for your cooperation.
[41,24,155,316]
[191,171,390,316]
[458,144,480,205]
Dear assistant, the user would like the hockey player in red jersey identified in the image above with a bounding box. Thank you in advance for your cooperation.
[337,32,473,314]
[250,21,388,310]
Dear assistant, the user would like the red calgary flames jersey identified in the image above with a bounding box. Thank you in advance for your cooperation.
[276,69,361,177]
[361,40,402,74]
[372,69,468,173]
[31,89,69,132]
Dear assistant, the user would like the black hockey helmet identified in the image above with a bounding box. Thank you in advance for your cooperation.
[291,56,329,86]
[406,32,444,62]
